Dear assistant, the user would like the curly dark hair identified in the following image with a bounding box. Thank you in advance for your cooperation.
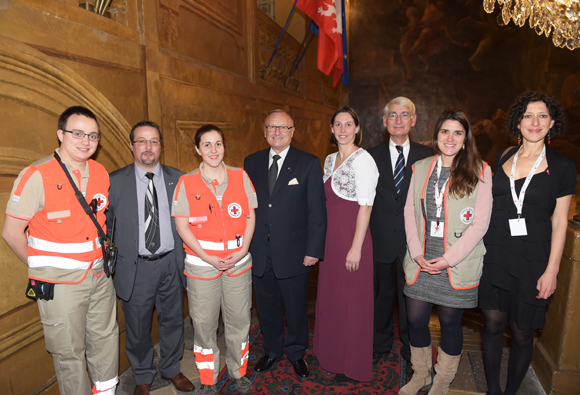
[432,109,482,199]
[506,91,566,139]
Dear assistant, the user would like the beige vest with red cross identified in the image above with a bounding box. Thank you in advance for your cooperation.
[403,155,487,289]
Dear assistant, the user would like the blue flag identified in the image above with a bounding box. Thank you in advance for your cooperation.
[341,0,349,88]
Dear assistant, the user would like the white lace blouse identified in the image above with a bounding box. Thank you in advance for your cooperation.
[323,148,379,205]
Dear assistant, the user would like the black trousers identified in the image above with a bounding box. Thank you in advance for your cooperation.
[373,258,411,361]
[253,244,310,361]
[121,252,185,384]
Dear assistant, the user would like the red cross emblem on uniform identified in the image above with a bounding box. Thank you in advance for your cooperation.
[460,207,474,224]
[228,202,242,218]
[93,193,107,211]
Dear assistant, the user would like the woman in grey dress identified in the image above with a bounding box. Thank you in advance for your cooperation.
[400,109,493,395]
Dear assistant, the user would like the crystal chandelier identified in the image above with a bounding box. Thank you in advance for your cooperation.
[483,0,580,50]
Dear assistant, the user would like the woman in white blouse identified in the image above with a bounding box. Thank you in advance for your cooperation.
[313,106,379,382]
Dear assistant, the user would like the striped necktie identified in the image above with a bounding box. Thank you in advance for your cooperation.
[394,145,405,194]
[145,172,160,254]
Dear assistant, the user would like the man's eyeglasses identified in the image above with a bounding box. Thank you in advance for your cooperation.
[132,139,161,146]
[63,130,101,142]
[265,125,294,133]
[387,112,411,120]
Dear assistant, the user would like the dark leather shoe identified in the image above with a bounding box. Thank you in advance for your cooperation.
[133,384,151,395]
[254,355,281,372]
[290,358,309,378]
[372,349,389,364]
[161,372,195,392]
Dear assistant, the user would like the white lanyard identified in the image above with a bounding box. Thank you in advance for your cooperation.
[509,146,546,218]
[433,155,450,224]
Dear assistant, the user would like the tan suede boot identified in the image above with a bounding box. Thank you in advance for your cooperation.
[428,347,462,395]
[399,345,433,395]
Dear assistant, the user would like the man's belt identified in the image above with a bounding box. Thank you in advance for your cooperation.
[138,250,172,261]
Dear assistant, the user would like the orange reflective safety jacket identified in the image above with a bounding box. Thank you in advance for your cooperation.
[175,168,249,260]
[14,156,109,283]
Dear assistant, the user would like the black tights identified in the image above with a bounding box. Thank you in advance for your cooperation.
[482,309,535,395]
[406,297,465,356]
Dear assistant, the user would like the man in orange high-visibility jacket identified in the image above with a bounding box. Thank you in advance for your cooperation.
[2,106,119,395]
[173,124,257,395]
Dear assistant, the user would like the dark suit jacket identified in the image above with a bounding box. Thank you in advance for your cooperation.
[369,141,433,264]
[107,163,186,302]
[244,146,327,279]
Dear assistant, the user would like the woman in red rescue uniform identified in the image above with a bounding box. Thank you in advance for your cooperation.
[400,109,492,395]
[172,124,257,395]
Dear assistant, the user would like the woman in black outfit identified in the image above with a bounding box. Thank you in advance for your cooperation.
[479,92,576,395]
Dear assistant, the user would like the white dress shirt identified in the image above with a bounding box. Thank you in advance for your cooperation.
[269,146,291,178]
[389,137,410,175]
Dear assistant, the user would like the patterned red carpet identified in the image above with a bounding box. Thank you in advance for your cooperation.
[216,314,426,394]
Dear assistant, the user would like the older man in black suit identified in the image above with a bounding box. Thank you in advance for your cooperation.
[244,110,326,379]
[369,97,433,374]
[107,121,194,395]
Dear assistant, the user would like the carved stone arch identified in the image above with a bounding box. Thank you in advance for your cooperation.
[0,35,133,186]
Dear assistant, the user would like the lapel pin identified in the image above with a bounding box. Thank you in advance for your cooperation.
[57,184,62,190]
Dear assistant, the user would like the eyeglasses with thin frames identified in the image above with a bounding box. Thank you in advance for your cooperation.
[387,112,411,120]
[265,125,294,133]
[63,129,101,142]
[132,139,161,146]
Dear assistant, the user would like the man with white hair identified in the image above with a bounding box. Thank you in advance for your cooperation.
[369,97,432,375]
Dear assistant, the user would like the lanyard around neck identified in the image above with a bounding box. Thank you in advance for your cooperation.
[433,155,450,222]
[509,145,546,217]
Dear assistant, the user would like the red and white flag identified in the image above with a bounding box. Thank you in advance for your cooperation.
[296,0,344,86]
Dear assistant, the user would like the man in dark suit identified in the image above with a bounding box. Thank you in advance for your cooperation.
[244,110,326,379]
[107,121,194,395]
[369,97,433,374]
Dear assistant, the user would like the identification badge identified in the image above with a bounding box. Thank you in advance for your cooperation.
[430,221,444,237]
[509,218,528,236]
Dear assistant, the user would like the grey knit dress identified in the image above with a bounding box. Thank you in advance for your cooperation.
[403,167,478,309]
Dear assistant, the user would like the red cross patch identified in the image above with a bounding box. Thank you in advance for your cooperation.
[93,193,107,211]
[460,207,474,224]
[228,202,242,219]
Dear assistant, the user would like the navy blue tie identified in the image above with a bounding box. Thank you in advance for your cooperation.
[394,145,405,194]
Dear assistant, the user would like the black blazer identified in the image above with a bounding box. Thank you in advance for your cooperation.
[369,141,433,264]
[244,146,327,279]
[107,163,186,301]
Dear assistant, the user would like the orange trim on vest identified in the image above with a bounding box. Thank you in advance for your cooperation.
[27,261,104,285]
[184,272,223,281]
[408,155,452,285]
[225,264,252,277]
[445,161,487,290]
[26,157,109,282]
[420,156,438,256]
[446,269,480,290]
[180,169,249,259]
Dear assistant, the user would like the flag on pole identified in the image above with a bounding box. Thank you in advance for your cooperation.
[296,0,347,87]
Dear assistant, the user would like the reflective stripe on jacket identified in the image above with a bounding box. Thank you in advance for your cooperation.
[25,156,109,283]
[176,168,251,279]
